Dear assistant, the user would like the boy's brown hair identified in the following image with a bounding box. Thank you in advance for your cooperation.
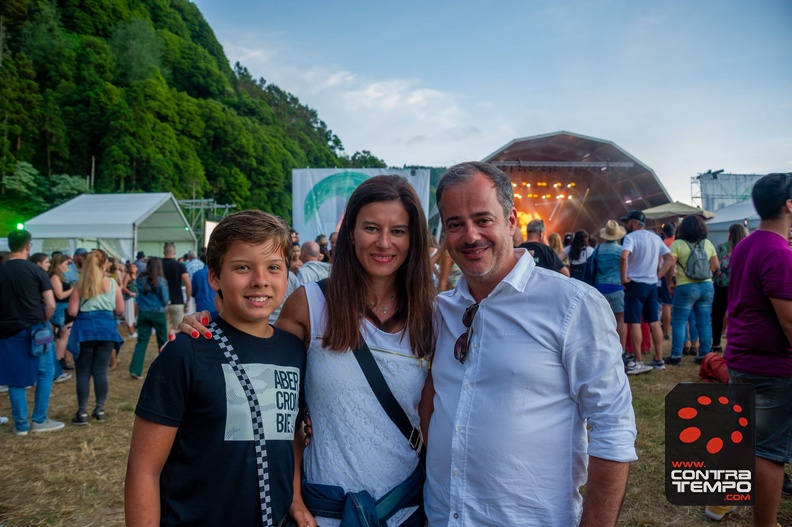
[206,210,292,278]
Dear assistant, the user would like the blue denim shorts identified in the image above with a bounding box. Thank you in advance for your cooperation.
[658,277,672,305]
[624,281,660,324]
[602,290,625,314]
[729,369,792,464]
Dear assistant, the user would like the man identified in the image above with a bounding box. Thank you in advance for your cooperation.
[720,173,792,526]
[315,234,331,263]
[162,242,191,330]
[619,210,674,374]
[134,251,147,274]
[183,250,205,314]
[63,247,87,285]
[424,162,636,526]
[0,230,62,435]
[329,231,338,254]
[295,241,331,285]
[518,219,570,276]
[658,223,675,340]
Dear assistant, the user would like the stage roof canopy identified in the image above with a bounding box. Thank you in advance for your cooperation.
[483,131,672,237]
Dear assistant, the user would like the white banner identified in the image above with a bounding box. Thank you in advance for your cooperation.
[291,169,430,244]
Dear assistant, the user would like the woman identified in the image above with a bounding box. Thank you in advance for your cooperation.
[49,253,75,371]
[711,223,749,353]
[664,215,719,365]
[180,175,435,527]
[548,232,569,268]
[564,230,594,281]
[122,262,138,338]
[67,249,124,424]
[129,257,169,379]
[591,220,627,350]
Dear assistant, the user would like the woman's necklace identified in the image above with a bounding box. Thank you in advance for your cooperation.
[367,294,395,314]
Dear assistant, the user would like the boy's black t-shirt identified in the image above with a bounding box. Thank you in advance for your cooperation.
[135,317,306,526]
[518,241,566,273]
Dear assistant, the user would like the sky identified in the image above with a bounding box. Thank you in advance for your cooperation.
[190,0,791,203]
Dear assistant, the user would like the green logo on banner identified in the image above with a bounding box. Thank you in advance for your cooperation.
[303,171,369,222]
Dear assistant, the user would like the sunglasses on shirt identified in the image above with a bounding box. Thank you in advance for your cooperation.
[454,303,479,364]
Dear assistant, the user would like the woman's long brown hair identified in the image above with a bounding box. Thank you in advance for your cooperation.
[322,175,434,358]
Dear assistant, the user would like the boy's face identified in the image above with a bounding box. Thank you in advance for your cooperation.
[209,240,288,337]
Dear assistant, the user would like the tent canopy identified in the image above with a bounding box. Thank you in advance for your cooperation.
[706,199,758,246]
[26,193,195,261]
[643,201,715,220]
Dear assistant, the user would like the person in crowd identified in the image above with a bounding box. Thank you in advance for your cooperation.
[316,233,331,263]
[48,253,74,382]
[563,232,574,248]
[133,251,147,274]
[108,258,124,287]
[0,230,61,435]
[620,210,675,374]
[659,222,676,340]
[565,230,595,281]
[328,231,338,260]
[718,173,792,526]
[437,233,462,292]
[711,223,749,353]
[424,162,636,526]
[178,175,435,527]
[161,243,191,330]
[122,262,139,338]
[31,253,71,383]
[30,252,50,272]
[190,263,218,320]
[129,257,169,379]
[295,241,331,285]
[64,247,87,285]
[0,251,9,264]
[66,249,124,425]
[290,229,300,245]
[290,243,303,274]
[589,220,628,349]
[664,215,719,366]
[518,219,570,276]
[548,232,570,268]
[183,249,204,281]
[126,211,306,526]
[589,236,598,249]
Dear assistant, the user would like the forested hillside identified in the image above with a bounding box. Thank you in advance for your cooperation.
[0,0,386,222]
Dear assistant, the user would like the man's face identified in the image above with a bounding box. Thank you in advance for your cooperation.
[624,219,634,233]
[329,233,338,246]
[439,173,517,296]
[74,254,85,267]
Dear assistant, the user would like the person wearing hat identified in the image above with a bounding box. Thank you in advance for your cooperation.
[619,210,675,374]
[63,248,87,286]
[582,220,629,350]
[134,251,147,274]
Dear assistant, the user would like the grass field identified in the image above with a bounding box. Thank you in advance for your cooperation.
[1,337,790,526]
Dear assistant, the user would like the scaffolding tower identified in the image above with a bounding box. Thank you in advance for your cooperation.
[691,171,763,212]
[178,199,237,247]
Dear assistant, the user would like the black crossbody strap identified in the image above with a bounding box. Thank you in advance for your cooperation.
[316,279,423,455]
[209,321,274,527]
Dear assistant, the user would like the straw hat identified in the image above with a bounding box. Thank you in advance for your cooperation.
[600,220,627,241]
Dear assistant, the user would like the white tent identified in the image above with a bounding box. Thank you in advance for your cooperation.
[26,193,196,262]
[706,199,758,246]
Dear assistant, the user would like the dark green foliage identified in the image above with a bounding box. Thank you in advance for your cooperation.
[0,0,386,224]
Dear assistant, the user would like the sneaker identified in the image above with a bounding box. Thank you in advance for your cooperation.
[783,473,792,496]
[693,355,707,365]
[71,412,89,426]
[665,356,683,366]
[705,505,736,521]
[625,361,653,375]
[13,427,28,436]
[130,373,143,380]
[648,358,666,370]
[31,418,65,433]
[0,385,8,393]
[128,332,138,338]
[0,416,8,425]
[54,373,72,383]
[92,409,106,422]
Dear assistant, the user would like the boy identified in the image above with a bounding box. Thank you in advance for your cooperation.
[125,210,306,526]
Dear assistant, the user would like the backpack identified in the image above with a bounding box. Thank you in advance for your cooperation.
[683,240,712,280]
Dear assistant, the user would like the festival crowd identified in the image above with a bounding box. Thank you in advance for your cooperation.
[1,167,790,527]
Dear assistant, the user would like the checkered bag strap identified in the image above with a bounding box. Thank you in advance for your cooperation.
[209,322,274,527]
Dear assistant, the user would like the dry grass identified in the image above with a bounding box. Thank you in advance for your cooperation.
[1,337,790,526]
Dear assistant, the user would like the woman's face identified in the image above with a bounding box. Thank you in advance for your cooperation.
[59,259,69,273]
[37,258,51,272]
[351,200,410,281]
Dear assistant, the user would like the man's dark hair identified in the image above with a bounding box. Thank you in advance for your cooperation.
[662,223,676,238]
[752,173,792,221]
[8,229,32,252]
[436,161,513,220]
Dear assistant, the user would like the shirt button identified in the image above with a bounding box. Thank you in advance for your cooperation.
[464,383,471,390]
[453,513,459,519]
[454,469,460,476]
[455,425,461,432]
[472,343,478,349]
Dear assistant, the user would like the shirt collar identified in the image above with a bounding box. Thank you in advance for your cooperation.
[453,248,536,303]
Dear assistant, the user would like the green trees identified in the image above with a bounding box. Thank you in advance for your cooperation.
[0,0,387,224]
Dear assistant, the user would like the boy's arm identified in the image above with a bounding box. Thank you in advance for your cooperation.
[288,428,316,526]
[125,416,178,527]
